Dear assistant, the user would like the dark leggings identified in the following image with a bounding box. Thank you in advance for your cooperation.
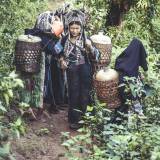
[67,63,92,123]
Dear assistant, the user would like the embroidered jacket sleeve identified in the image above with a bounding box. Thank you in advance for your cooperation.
[89,45,100,62]
[87,37,100,62]
[54,35,68,57]
[25,28,59,55]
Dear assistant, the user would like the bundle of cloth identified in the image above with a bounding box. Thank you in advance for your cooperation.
[115,38,148,115]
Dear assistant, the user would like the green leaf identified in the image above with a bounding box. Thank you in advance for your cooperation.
[3,93,9,106]
[9,71,17,79]
[15,118,22,126]
[87,106,94,112]
[0,101,7,112]
[7,89,13,98]
[0,143,10,157]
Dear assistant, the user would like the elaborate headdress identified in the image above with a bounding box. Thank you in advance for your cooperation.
[35,11,55,32]
[65,10,86,27]
[63,10,86,59]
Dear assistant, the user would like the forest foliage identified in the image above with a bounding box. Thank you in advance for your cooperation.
[61,0,160,160]
[0,0,47,159]
[0,0,160,159]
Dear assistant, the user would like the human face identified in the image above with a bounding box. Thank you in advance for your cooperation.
[69,23,81,38]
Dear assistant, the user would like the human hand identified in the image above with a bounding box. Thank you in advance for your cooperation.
[76,53,81,60]
[54,15,60,21]
[85,39,92,49]
[51,16,64,37]
[59,58,68,70]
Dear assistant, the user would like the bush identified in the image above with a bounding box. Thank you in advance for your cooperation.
[61,1,160,160]
[0,1,48,159]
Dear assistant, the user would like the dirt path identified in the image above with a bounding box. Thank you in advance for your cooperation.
[12,108,77,160]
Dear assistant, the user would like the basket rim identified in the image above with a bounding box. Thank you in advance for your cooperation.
[93,73,119,83]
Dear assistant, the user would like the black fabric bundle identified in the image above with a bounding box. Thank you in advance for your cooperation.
[114,38,148,112]
[115,38,148,78]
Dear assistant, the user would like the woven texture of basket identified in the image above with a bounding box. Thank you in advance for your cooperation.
[15,39,42,73]
[91,43,112,73]
[90,32,112,72]
[93,43,112,65]
[93,76,121,109]
[91,63,107,73]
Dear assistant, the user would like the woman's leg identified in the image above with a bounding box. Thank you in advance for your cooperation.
[51,57,65,106]
[79,64,92,113]
[67,65,81,124]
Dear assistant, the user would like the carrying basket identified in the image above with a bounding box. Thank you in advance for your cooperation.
[90,32,112,72]
[92,43,112,65]
[15,35,42,73]
[91,43,112,73]
[91,62,108,73]
[93,75,121,109]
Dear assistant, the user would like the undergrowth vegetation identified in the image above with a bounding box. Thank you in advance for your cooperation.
[0,0,47,159]
[61,0,160,160]
[0,0,160,159]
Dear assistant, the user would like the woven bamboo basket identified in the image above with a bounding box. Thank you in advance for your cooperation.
[91,43,112,73]
[92,43,112,65]
[90,32,112,72]
[91,63,106,73]
[15,35,42,73]
[93,73,121,109]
